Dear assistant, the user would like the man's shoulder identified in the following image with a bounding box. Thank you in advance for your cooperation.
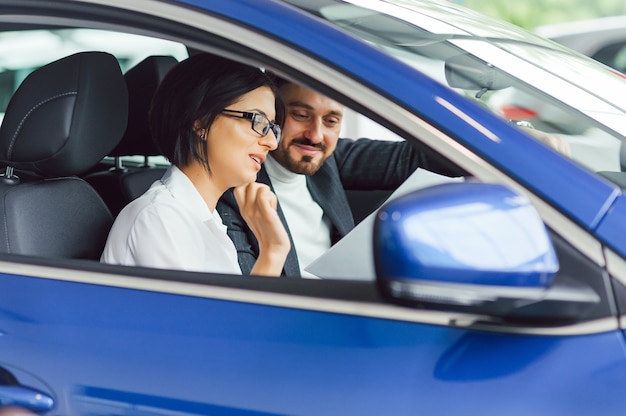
[333,137,405,162]
[216,189,239,216]
[335,137,401,152]
[216,189,249,229]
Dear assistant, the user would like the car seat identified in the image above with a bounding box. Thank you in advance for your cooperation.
[85,55,177,216]
[0,51,128,260]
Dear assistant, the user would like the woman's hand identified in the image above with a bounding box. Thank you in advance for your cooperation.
[233,182,290,276]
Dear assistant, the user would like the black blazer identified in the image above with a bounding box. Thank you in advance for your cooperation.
[217,138,461,277]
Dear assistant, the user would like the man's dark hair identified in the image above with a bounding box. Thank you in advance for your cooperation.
[267,72,292,90]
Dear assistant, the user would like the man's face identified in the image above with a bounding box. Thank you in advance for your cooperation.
[270,83,344,176]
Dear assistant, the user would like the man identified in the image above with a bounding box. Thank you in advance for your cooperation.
[217,78,462,277]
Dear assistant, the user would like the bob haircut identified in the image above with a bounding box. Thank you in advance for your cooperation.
[149,53,284,172]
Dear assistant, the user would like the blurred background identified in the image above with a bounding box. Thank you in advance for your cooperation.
[454,0,626,29]
[450,0,626,75]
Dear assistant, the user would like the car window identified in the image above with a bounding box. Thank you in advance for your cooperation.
[0,28,188,123]
[0,22,578,268]
[289,0,626,184]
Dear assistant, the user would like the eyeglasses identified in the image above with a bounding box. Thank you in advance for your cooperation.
[221,109,281,143]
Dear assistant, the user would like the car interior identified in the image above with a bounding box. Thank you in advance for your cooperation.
[0,51,126,260]
[83,55,178,216]
[0,25,402,260]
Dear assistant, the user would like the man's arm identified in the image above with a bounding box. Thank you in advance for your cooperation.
[332,138,463,190]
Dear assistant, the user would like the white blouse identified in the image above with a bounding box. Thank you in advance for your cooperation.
[101,165,241,274]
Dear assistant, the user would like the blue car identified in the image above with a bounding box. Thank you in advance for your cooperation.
[1,0,626,415]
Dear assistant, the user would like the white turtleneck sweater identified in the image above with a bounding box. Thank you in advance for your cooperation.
[264,156,331,278]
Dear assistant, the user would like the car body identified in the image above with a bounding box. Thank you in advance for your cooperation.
[536,15,626,73]
[1,1,626,415]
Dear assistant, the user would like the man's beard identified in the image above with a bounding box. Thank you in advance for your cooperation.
[271,138,327,176]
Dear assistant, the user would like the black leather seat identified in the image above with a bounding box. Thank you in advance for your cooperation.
[85,55,177,216]
[0,51,128,260]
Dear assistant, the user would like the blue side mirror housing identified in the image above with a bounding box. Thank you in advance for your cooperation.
[374,182,568,317]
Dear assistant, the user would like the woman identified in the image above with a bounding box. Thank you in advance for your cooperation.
[101,53,290,276]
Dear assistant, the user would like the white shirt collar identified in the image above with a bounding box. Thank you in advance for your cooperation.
[160,165,216,224]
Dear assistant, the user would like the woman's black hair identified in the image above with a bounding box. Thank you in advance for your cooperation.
[149,53,284,172]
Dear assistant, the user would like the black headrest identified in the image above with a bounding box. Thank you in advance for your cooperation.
[0,51,128,177]
[110,55,178,157]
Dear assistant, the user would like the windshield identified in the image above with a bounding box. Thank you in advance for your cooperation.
[284,0,626,181]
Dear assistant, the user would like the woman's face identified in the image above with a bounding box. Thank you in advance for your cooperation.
[205,86,278,190]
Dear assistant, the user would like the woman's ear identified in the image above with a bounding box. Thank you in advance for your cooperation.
[193,120,207,141]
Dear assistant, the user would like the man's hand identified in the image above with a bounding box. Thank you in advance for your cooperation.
[519,125,572,158]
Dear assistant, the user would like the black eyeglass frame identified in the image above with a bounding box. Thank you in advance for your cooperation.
[221,109,281,142]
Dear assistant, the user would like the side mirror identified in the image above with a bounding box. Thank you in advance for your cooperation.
[374,182,598,320]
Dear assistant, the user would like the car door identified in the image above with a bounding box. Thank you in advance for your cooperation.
[1,255,626,416]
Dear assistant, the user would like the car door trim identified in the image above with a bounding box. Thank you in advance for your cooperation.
[0,258,618,336]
